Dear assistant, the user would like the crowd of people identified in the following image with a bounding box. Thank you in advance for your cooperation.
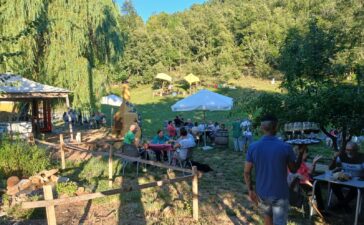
[165,115,227,145]
[93,110,364,225]
[122,123,196,166]
[244,114,364,225]
[62,108,107,128]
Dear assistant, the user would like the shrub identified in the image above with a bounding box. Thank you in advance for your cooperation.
[0,138,51,178]
[2,194,42,219]
[56,181,78,197]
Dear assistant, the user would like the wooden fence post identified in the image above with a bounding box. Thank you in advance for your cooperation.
[192,166,199,221]
[60,134,65,170]
[43,185,56,225]
[109,146,113,188]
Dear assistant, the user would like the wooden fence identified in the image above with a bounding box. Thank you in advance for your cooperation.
[22,134,199,225]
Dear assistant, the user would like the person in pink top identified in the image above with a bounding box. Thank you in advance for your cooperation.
[289,145,326,214]
[167,121,176,138]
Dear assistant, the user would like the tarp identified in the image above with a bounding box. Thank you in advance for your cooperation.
[184,73,200,85]
[155,73,172,82]
[100,94,123,107]
[171,89,233,112]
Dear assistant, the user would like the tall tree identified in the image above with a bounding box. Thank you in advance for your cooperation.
[0,0,124,108]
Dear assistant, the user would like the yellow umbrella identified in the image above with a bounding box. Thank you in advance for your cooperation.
[155,73,172,82]
[184,73,200,94]
[184,73,200,84]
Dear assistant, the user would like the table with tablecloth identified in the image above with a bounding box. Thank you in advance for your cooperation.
[147,143,175,163]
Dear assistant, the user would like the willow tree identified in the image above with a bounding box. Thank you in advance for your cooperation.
[0,0,124,108]
[0,0,46,78]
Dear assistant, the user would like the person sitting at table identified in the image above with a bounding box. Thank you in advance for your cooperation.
[151,129,171,161]
[167,121,176,138]
[122,124,141,157]
[288,145,326,214]
[173,127,196,165]
[328,141,364,212]
[191,122,199,136]
[184,118,194,130]
[174,116,183,128]
[152,130,170,144]
[214,122,220,131]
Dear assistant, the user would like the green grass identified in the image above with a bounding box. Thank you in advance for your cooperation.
[113,77,343,224]
[8,77,356,224]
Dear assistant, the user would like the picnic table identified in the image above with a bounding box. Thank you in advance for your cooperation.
[148,143,175,164]
[312,174,364,225]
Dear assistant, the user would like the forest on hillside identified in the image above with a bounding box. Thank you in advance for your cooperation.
[0,0,363,107]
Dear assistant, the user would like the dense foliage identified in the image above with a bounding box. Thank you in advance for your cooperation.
[1,0,363,134]
[0,0,124,107]
[0,138,50,178]
[118,0,363,85]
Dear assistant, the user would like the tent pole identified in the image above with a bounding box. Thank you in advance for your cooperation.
[204,111,207,147]
[110,107,113,128]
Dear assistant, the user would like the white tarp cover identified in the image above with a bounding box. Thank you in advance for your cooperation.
[171,89,233,112]
[100,94,123,106]
[0,74,70,93]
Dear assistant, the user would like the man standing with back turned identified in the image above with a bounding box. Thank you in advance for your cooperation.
[244,115,304,225]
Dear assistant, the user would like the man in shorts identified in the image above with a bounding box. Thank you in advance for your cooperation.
[244,115,304,225]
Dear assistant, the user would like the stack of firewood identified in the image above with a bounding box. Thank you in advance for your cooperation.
[6,169,64,196]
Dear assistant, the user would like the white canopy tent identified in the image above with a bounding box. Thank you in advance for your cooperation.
[171,89,233,150]
[100,94,123,127]
[100,94,123,107]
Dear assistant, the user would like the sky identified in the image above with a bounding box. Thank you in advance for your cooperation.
[116,0,207,22]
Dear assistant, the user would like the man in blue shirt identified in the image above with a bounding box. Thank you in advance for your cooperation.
[151,130,170,144]
[151,130,170,161]
[244,115,303,225]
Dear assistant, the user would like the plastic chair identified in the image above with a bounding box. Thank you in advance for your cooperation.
[176,148,193,175]
[121,144,142,176]
[290,177,323,218]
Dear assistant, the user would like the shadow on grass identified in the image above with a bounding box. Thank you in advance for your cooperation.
[118,164,147,225]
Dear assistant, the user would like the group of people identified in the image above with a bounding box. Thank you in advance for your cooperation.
[232,118,253,152]
[123,123,196,165]
[244,114,364,225]
[62,109,107,128]
[166,115,226,144]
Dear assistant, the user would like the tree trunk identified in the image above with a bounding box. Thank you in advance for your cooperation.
[320,126,338,151]
[340,125,352,151]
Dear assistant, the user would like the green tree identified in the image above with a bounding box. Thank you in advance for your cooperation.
[1,0,124,108]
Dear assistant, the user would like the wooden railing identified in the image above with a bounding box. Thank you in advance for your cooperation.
[22,134,200,225]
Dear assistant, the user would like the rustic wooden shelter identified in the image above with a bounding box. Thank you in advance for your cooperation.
[0,73,71,134]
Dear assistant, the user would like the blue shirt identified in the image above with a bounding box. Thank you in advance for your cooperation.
[151,135,170,144]
[246,135,296,199]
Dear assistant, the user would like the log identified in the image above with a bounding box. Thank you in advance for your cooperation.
[7,176,20,188]
[22,175,193,209]
[18,179,32,191]
[39,169,59,178]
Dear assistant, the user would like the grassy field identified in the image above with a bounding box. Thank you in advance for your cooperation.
[4,77,361,225]
[106,77,354,225]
